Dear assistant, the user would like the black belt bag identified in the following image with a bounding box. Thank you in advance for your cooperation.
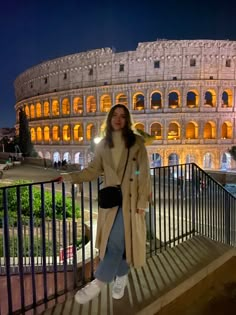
[98,149,130,209]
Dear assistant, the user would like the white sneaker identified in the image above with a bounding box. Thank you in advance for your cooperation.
[74,280,101,304]
[112,275,127,299]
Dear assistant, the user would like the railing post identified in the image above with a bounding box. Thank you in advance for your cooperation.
[225,194,231,245]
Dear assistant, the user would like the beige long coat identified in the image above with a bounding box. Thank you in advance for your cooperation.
[63,135,151,268]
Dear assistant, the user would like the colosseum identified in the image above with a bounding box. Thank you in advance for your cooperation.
[14,39,236,170]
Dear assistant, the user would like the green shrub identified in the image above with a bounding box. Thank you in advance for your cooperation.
[0,234,60,257]
[0,180,80,220]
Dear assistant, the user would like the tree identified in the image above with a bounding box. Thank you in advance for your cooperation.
[228,146,236,162]
[18,109,34,156]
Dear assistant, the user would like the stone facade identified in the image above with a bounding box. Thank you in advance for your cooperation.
[14,39,236,169]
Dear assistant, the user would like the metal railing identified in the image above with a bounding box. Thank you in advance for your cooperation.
[0,163,235,314]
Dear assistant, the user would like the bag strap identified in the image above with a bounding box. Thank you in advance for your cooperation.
[120,148,130,185]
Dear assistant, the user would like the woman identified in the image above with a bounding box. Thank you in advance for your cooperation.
[60,104,151,304]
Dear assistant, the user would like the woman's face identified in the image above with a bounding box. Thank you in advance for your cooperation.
[111,107,126,131]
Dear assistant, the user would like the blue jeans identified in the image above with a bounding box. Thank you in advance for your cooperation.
[95,207,129,283]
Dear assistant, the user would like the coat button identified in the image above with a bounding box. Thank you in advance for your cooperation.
[130,178,133,181]
[133,158,136,161]
[129,194,132,197]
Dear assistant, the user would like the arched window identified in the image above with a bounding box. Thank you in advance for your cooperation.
[30,104,35,118]
[36,127,42,141]
[36,102,42,117]
[52,100,59,116]
[187,91,198,108]
[73,97,83,113]
[43,101,50,117]
[63,125,71,141]
[186,122,198,139]
[151,92,162,109]
[73,124,83,141]
[100,95,112,112]
[116,94,128,106]
[86,96,96,112]
[151,123,162,139]
[62,98,70,115]
[133,93,144,110]
[25,105,30,118]
[52,126,60,141]
[168,91,180,108]
[44,126,50,141]
[30,128,36,141]
[87,124,95,140]
[168,122,180,139]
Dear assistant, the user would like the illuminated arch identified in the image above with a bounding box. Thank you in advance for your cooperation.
[204,89,216,107]
[36,127,42,141]
[203,121,216,139]
[116,93,128,106]
[73,124,83,141]
[100,94,112,112]
[221,121,232,139]
[186,121,198,139]
[133,93,144,110]
[73,97,83,113]
[62,98,70,115]
[52,126,60,141]
[150,122,162,139]
[52,100,59,116]
[222,89,233,108]
[168,122,180,139]
[25,105,30,118]
[63,125,71,141]
[134,123,145,132]
[36,102,42,117]
[30,128,36,141]
[86,123,95,141]
[30,104,35,118]
[43,101,50,117]
[86,96,96,113]
[43,126,50,141]
[150,91,162,109]
[168,91,180,108]
[186,90,199,108]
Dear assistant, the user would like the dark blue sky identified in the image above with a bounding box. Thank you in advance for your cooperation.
[0,0,235,127]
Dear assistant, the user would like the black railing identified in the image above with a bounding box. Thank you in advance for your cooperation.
[0,163,235,314]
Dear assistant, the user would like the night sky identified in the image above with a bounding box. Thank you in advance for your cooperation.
[0,0,235,127]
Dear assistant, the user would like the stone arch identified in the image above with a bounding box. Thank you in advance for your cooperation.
[150,91,162,109]
[52,126,60,141]
[62,97,70,115]
[133,92,145,110]
[221,121,232,139]
[220,152,231,170]
[43,126,50,141]
[168,122,180,139]
[73,97,83,113]
[86,123,95,141]
[186,121,198,139]
[73,124,83,141]
[186,90,199,108]
[116,93,128,106]
[52,99,59,116]
[134,123,145,132]
[168,90,180,108]
[203,152,213,169]
[100,94,112,112]
[36,102,42,117]
[30,128,36,141]
[62,125,71,141]
[203,121,216,139]
[222,89,233,108]
[30,104,35,118]
[204,89,216,107]
[86,95,96,113]
[151,122,162,139]
[36,127,42,141]
[168,153,179,166]
[53,152,61,162]
[151,153,162,167]
[43,101,50,117]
